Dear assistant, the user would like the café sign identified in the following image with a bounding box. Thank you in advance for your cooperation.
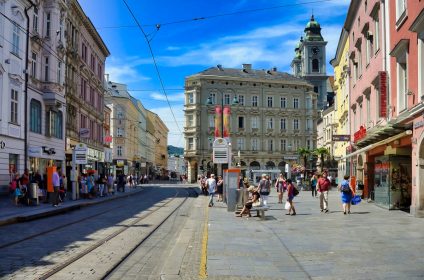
[354,126,367,143]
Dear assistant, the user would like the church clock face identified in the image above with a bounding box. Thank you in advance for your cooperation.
[312,46,320,55]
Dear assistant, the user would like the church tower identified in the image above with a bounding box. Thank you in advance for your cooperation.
[291,15,328,109]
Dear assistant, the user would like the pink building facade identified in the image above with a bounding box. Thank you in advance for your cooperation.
[342,0,424,216]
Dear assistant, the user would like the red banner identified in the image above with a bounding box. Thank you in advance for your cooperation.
[354,125,367,143]
[214,106,222,138]
[223,106,231,140]
[379,71,387,118]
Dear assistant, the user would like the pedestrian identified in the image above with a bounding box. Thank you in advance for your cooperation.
[107,173,115,195]
[317,171,331,213]
[118,173,126,192]
[216,175,224,202]
[310,173,318,197]
[80,174,88,199]
[200,175,208,196]
[206,174,217,207]
[256,174,271,206]
[236,186,261,217]
[97,174,105,197]
[59,174,66,202]
[339,175,354,214]
[20,168,30,194]
[285,179,296,216]
[52,168,60,207]
[10,173,20,205]
[274,173,286,204]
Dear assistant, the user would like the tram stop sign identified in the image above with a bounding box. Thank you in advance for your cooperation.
[213,138,230,164]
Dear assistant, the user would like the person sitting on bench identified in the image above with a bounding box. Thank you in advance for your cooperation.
[236,186,261,217]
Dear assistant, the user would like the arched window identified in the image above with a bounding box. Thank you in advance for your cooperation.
[30,99,42,133]
[312,59,319,72]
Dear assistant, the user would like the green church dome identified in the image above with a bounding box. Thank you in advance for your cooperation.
[304,15,324,42]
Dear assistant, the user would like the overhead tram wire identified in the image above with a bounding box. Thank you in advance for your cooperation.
[97,0,336,30]
[122,0,182,136]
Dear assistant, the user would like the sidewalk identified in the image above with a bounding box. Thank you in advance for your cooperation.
[206,189,424,279]
[0,184,145,226]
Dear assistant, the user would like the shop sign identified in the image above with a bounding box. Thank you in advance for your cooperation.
[104,148,113,163]
[414,120,424,130]
[140,162,146,167]
[79,128,90,139]
[0,141,5,149]
[284,155,298,160]
[375,162,389,173]
[74,143,88,164]
[116,160,125,167]
[354,126,367,143]
[104,135,113,143]
[28,146,42,157]
[379,71,387,118]
[332,135,350,141]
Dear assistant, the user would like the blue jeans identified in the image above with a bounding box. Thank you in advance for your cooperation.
[209,192,215,206]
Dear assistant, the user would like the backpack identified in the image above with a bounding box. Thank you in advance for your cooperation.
[293,186,299,196]
[341,180,350,193]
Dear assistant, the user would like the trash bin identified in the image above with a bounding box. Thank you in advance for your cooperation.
[29,183,39,205]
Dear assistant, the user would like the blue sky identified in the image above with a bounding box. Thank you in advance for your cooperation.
[79,0,350,147]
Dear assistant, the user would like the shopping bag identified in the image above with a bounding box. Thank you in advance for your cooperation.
[351,195,362,205]
[285,201,291,210]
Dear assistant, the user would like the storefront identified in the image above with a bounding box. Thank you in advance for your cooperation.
[374,155,412,210]
[0,137,24,194]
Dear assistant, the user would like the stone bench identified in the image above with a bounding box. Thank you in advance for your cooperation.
[251,206,269,220]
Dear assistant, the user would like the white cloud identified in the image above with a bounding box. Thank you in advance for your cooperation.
[106,56,151,84]
[150,92,185,102]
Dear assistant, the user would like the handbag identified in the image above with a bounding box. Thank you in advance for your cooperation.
[351,195,361,205]
[293,187,299,196]
[285,201,291,210]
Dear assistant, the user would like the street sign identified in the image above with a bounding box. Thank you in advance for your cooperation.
[332,135,350,141]
[74,143,88,164]
[213,138,230,164]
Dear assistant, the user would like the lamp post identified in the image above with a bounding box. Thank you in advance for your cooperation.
[206,92,239,175]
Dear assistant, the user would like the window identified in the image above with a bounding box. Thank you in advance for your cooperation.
[293,119,299,130]
[47,110,63,139]
[80,78,87,100]
[307,119,313,131]
[280,118,286,130]
[117,128,124,137]
[90,54,95,72]
[312,59,319,72]
[209,93,216,104]
[268,140,274,151]
[419,34,424,100]
[366,29,373,65]
[357,44,362,77]
[97,63,103,80]
[187,115,194,127]
[224,94,230,105]
[12,23,20,56]
[208,115,214,128]
[33,7,38,32]
[293,98,299,109]
[44,56,49,82]
[267,96,273,107]
[280,139,286,151]
[252,96,258,107]
[267,118,274,129]
[251,138,258,151]
[117,111,123,119]
[188,92,194,104]
[188,138,194,150]
[81,42,87,63]
[117,146,123,157]
[80,114,86,130]
[314,86,319,93]
[306,97,312,109]
[10,89,18,124]
[251,117,258,129]
[397,54,408,111]
[238,95,244,106]
[238,116,244,129]
[366,94,371,125]
[31,52,37,78]
[396,0,406,21]
[374,12,380,52]
[307,139,312,150]
[237,138,245,150]
[280,97,286,108]
[57,61,62,84]
[45,12,51,37]
[90,86,95,106]
[30,99,42,133]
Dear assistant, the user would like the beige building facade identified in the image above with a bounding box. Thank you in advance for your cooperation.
[147,111,169,178]
[184,64,319,183]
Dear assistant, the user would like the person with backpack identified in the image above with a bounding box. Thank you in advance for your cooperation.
[256,174,271,206]
[339,175,354,214]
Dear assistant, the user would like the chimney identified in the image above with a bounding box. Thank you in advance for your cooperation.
[242,64,252,70]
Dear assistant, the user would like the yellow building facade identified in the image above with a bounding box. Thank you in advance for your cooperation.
[330,29,350,183]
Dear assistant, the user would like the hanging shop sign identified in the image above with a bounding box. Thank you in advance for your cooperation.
[332,135,351,141]
[79,128,90,139]
[28,146,43,157]
[354,126,367,143]
[379,71,387,118]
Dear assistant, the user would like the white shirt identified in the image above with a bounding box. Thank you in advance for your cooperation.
[206,178,216,193]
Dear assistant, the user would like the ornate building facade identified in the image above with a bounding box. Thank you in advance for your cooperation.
[184,64,318,183]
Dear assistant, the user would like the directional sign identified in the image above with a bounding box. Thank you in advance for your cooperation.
[332,135,350,142]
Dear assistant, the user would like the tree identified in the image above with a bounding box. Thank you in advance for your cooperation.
[297,148,311,181]
[313,147,330,171]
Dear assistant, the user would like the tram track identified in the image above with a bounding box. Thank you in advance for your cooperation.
[35,187,198,280]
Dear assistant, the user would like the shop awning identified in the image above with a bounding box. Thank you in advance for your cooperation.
[341,130,412,160]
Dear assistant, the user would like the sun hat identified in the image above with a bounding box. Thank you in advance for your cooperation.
[247,186,255,192]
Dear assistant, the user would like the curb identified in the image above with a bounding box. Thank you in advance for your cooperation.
[0,187,144,226]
